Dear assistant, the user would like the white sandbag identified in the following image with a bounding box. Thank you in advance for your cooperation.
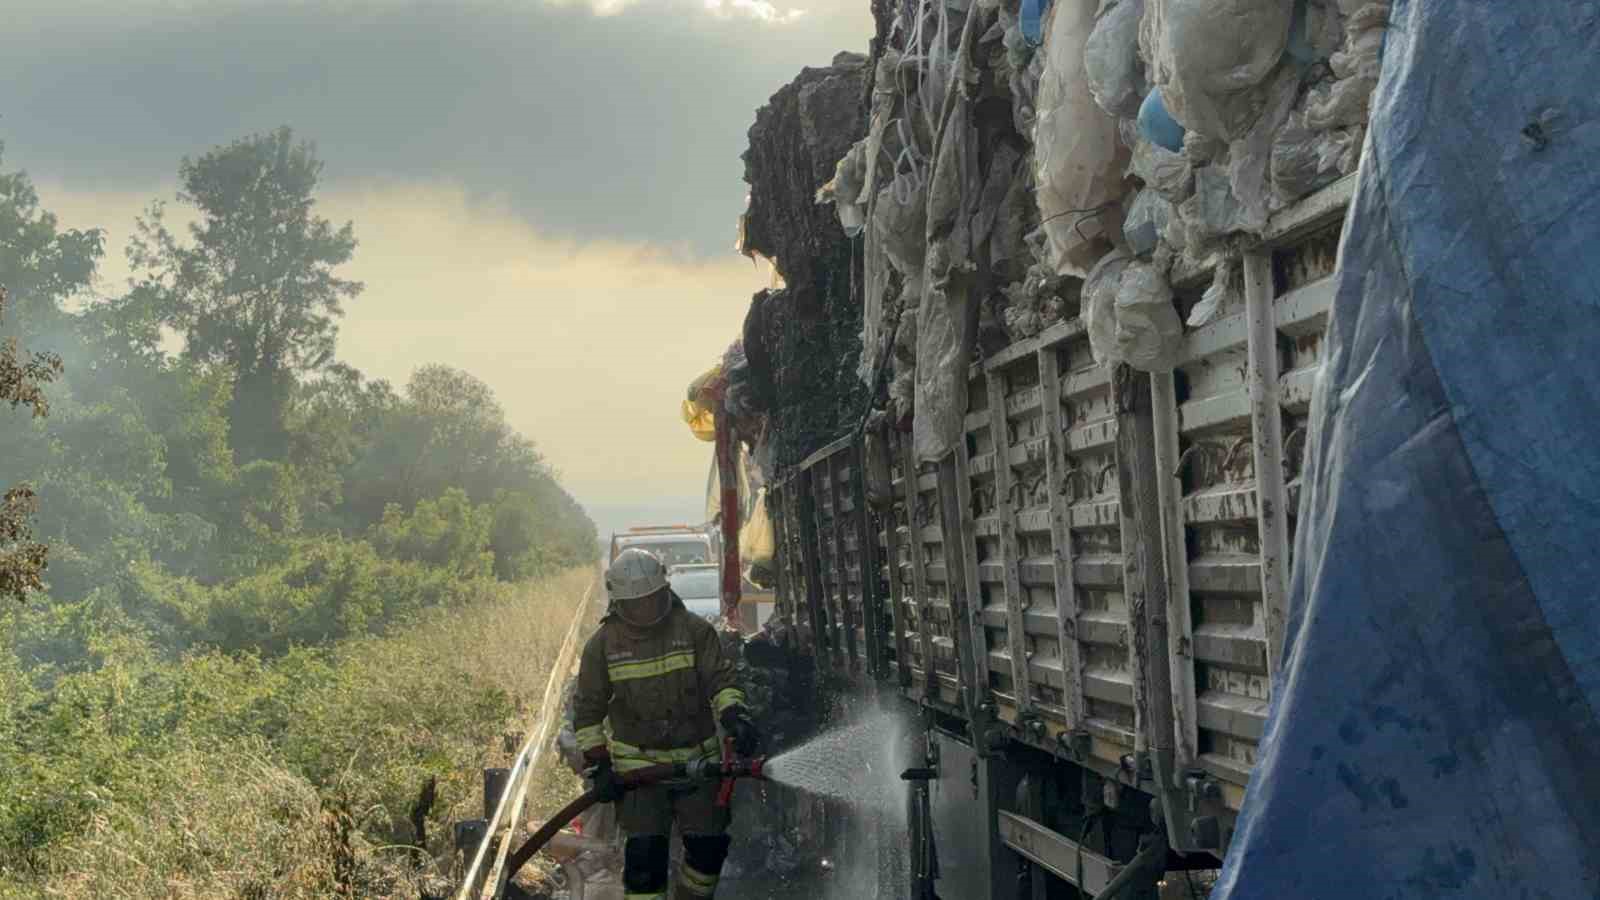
[1084,0,1147,118]
[1084,252,1131,366]
[1034,0,1129,278]
[1143,0,1294,141]
[1115,261,1182,371]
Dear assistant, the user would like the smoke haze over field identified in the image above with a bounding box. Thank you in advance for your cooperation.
[5,0,871,520]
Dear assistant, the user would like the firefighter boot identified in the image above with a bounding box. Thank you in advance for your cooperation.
[676,833,731,898]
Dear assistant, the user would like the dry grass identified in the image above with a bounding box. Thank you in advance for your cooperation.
[6,565,601,900]
[5,742,340,900]
[430,566,600,892]
[428,566,599,724]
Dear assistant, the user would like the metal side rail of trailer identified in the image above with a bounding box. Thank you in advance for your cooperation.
[765,175,1358,898]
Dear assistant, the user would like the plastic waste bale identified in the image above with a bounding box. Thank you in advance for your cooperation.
[1122,187,1173,256]
[1270,108,1342,202]
[1137,87,1186,152]
[1304,2,1387,131]
[1188,254,1241,327]
[1084,252,1182,371]
[723,340,766,421]
[1033,0,1130,278]
[913,280,973,462]
[1000,265,1067,341]
[1226,63,1302,225]
[914,28,983,463]
[875,179,929,278]
[1084,253,1131,366]
[818,140,869,237]
[990,159,1035,284]
[1126,119,1194,200]
[1114,261,1182,370]
[1178,166,1253,256]
[1084,0,1147,118]
[1142,0,1294,142]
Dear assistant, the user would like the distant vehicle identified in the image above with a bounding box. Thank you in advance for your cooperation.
[608,526,714,568]
[666,563,721,621]
[666,562,774,635]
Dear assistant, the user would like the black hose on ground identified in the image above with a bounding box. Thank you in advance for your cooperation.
[503,762,679,881]
[502,757,767,884]
[502,789,601,881]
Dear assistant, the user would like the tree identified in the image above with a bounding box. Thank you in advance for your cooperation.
[0,144,103,345]
[131,127,362,461]
[1,288,61,602]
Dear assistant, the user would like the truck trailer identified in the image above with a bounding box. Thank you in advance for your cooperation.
[712,1,1600,897]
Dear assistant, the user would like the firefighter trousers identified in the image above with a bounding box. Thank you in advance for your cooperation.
[618,780,731,899]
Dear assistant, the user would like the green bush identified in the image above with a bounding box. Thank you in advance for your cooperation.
[370,488,494,578]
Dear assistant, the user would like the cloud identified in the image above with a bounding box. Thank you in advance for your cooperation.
[2,0,870,257]
[702,0,808,24]
[37,178,775,511]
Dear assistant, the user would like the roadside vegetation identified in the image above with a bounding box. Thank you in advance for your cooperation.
[0,132,596,896]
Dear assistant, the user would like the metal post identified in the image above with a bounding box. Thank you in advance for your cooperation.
[1037,342,1086,733]
[797,469,830,665]
[714,418,743,623]
[483,768,511,820]
[1150,372,1199,777]
[1243,249,1290,674]
[853,438,885,679]
[986,367,1033,716]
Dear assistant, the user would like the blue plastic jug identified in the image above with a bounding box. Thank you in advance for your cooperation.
[1137,89,1186,152]
[1021,0,1051,45]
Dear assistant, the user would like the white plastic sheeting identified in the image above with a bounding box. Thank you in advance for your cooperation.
[913,8,983,464]
[1141,0,1293,141]
[1083,0,1147,118]
[1033,0,1128,278]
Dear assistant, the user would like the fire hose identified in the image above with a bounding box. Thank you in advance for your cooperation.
[502,743,766,883]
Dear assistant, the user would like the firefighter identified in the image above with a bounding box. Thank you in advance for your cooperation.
[574,548,760,899]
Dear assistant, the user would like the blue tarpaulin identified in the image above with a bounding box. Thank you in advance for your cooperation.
[1214,2,1600,898]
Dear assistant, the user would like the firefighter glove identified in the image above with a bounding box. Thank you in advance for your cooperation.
[588,755,625,804]
[720,707,761,757]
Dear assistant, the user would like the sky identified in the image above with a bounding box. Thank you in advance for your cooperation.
[2,0,871,537]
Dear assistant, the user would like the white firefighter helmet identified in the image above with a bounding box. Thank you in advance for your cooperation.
[606,548,670,601]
